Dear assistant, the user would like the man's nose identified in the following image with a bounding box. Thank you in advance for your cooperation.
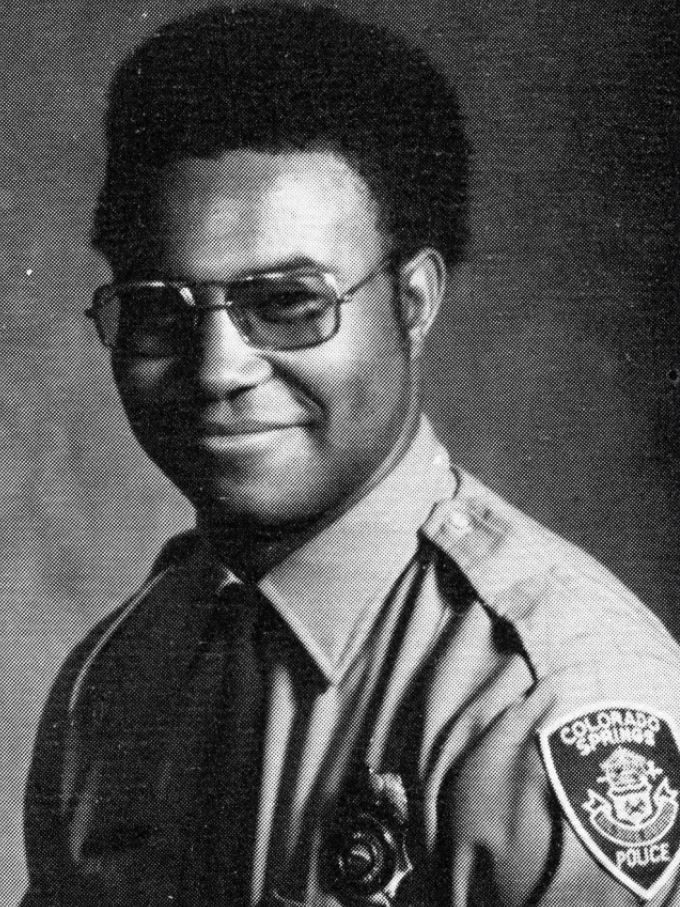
[190,308,272,397]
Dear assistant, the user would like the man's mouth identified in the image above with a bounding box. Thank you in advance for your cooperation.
[195,418,313,437]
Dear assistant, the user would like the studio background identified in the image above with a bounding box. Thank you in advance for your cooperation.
[0,0,677,898]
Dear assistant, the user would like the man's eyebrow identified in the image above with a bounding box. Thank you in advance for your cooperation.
[234,255,331,278]
[135,256,333,284]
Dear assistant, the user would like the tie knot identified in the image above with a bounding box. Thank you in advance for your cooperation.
[212,580,262,642]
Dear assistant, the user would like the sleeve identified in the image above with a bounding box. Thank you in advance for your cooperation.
[439,681,680,907]
[20,548,188,904]
[20,609,127,906]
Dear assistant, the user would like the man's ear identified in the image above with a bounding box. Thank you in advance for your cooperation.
[397,248,446,359]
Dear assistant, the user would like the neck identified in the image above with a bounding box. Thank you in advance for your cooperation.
[198,407,423,581]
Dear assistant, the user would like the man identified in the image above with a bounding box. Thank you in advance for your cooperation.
[21,4,680,905]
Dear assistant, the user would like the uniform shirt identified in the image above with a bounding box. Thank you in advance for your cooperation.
[22,419,680,907]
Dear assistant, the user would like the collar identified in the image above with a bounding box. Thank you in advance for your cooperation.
[251,417,456,684]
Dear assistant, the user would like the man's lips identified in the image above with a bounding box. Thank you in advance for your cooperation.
[185,417,314,458]
[192,418,314,437]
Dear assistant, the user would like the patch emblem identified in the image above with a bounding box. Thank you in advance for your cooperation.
[539,702,680,900]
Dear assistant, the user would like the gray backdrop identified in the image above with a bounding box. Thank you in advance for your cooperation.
[1,0,678,900]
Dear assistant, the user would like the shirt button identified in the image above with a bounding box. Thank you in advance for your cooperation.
[444,510,472,532]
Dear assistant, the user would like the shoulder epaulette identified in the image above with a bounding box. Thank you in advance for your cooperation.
[420,468,668,679]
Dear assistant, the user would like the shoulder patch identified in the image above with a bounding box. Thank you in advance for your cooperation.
[538,702,680,900]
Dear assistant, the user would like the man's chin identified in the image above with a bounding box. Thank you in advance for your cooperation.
[177,476,330,530]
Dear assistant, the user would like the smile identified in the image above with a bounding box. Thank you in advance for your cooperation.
[190,421,313,454]
[196,419,311,437]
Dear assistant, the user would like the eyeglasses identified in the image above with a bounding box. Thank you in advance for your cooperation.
[85,255,395,356]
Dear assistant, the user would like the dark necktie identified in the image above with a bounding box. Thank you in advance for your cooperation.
[181,581,267,905]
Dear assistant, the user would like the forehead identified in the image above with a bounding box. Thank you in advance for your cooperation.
[151,150,384,278]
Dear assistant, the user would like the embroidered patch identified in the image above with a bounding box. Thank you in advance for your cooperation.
[538,702,680,900]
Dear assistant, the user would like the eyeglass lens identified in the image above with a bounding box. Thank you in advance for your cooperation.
[94,274,341,354]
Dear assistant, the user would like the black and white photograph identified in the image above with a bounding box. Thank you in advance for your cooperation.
[1,2,679,904]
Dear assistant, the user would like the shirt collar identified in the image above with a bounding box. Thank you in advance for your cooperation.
[250,416,456,684]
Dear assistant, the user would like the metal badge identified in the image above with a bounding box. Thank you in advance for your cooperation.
[321,767,413,907]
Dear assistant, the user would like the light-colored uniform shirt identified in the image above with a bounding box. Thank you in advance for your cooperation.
[22,420,680,906]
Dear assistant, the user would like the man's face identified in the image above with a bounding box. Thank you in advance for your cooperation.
[112,150,415,527]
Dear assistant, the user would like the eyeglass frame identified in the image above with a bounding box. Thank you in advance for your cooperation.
[85,253,398,355]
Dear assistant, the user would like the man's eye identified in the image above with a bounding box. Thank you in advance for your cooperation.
[256,291,328,323]
[140,304,180,328]
[116,293,189,354]
[125,303,178,332]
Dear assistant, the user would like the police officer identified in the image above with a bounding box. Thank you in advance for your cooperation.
[22,5,680,906]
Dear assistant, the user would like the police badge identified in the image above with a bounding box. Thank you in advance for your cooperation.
[539,702,680,899]
[320,766,413,907]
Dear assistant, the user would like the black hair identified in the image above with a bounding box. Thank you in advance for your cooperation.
[92,2,470,272]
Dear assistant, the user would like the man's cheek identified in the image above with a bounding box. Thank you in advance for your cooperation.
[114,361,180,422]
[327,381,400,456]
[346,354,408,418]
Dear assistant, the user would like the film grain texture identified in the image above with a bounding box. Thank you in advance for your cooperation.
[1,0,678,901]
